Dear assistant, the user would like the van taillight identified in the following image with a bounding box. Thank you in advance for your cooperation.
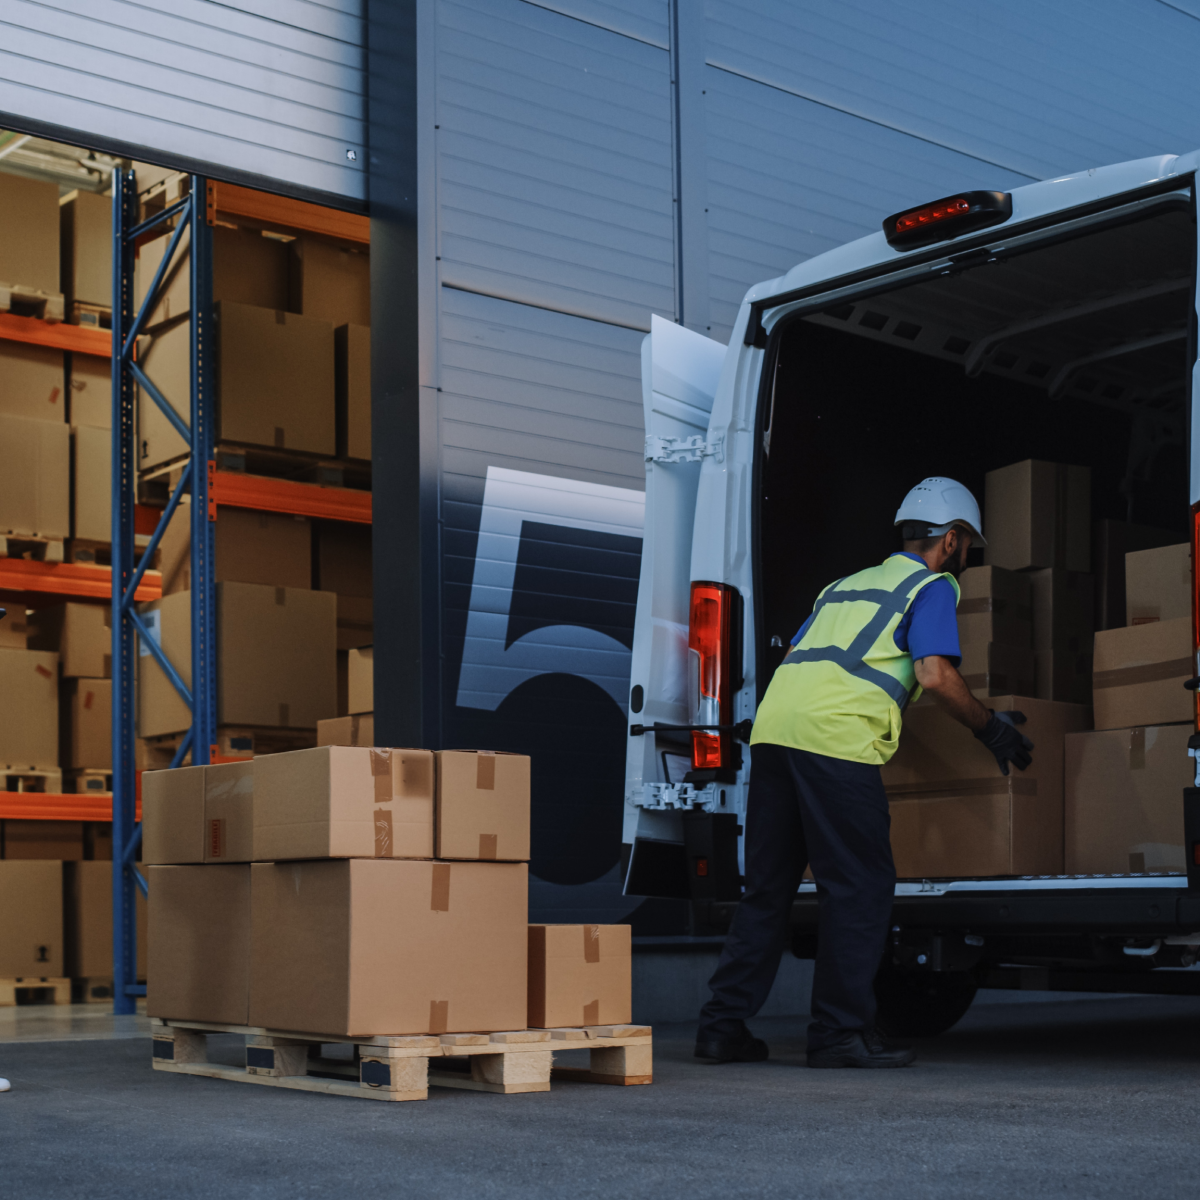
[688,582,736,770]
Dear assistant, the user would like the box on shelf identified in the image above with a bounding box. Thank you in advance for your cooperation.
[1093,519,1183,631]
[0,413,69,539]
[1092,616,1193,730]
[134,224,190,331]
[0,172,60,296]
[138,582,337,737]
[1030,568,1094,704]
[248,859,527,1036]
[435,751,531,862]
[146,863,251,1025]
[0,342,64,422]
[985,459,1090,573]
[142,764,204,865]
[65,861,147,979]
[253,745,434,861]
[1065,724,1191,875]
[335,324,371,461]
[956,566,1032,649]
[60,190,112,311]
[1126,542,1191,626]
[3,820,84,860]
[68,354,110,430]
[348,646,373,715]
[883,696,1088,877]
[290,237,370,327]
[72,423,112,543]
[317,713,374,748]
[0,607,30,649]
[527,924,632,1029]
[62,677,112,770]
[316,521,372,651]
[0,861,63,977]
[136,318,190,471]
[213,224,290,311]
[28,602,111,677]
[0,648,59,770]
[957,641,1036,697]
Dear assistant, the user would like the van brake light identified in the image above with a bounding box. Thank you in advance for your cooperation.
[688,582,738,771]
[883,190,1012,249]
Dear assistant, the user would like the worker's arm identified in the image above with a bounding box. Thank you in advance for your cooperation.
[913,655,989,732]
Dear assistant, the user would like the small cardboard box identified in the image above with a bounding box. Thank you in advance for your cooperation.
[1126,542,1191,627]
[527,924,632,1028]
[68,354,110,430]
[4,820,84,860]
[142,764,205,865]
[290,237,371,327]
[205,760,255,863]
[0,647,59,770]
[28,602,111,677]
[435,751,531,862]
[1093,519,1181,631]
[0,413,69,539]
[985,459,1090,573]
[317,714,375,747]
[348,646,373,715]
[0,172,60,295]
[0,341,64,421]
[956,566,1032,649]
[1030,568,1094,704]
[0,861,63,977]
[248,859,528,1036]
[147,864,251,1025]
[62,677,111,769]
[253,745,434,861]
[957,641,1036,697]
[335,324,371,460]
[1065,724,1191,875]
[60,190,112,310]
[0,607,30,649]
[65,860,148,979]
[72,423,111,542]
[1092,617,1193,731]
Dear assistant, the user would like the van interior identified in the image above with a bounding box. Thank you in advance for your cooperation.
[758,193,1195,682]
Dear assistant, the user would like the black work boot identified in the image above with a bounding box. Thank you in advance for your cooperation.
[694,1022,769,1063]
[807,1031,916,1069]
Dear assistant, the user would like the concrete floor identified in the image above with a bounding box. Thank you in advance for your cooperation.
[3,995,1200,1199]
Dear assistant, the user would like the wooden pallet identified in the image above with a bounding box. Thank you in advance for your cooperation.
[0,282,64,323]
[0,535,64,563]
[0,977,70,1006]
[150,1019,559,1102]
[2,768,64,794]
[65,538,156,568]
[65,769,112,795]
[138,725,317,770]
[69,301,111,331]
[547,1025,653,1085]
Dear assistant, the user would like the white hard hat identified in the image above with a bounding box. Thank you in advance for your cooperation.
[894,477,986,547]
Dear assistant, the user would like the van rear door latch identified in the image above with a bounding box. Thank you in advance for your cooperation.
[644,434,725,464]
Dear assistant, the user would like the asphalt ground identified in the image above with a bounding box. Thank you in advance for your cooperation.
[3,996,1200,1199]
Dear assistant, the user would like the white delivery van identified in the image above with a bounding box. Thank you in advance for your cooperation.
[623,154,1200,1035]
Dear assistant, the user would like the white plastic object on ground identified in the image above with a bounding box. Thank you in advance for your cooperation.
[0,1078,10,1092]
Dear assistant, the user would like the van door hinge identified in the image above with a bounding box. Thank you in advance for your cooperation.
[644,434,724,464]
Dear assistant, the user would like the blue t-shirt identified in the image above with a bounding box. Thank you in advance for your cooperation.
[790,552,961,665]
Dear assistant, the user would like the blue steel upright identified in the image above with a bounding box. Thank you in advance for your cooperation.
[110,172,215,1014]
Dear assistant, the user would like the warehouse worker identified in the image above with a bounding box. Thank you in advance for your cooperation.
[694,478,1033,1069]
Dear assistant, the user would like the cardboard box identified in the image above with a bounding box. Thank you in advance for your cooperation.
[4,821,84,860]
[136,318,190,471]
[1092,617,1193,730]
[0,173,59,295]
[68,354,110,429]
[159,500,311,594]
[62,677,111,769]
[0,861,63,976]
[253,745,434,861]
[248,859,527,1036]
[213,224,290,310]
[527,924,632,1028]
[317,713,374,747]
[290,237,370,327]
[142,764,205,865]
[146,863,251,1024]
[435,751,531,862]
[65,860,147,979]
[1126,542,1191,626]
[1030,569,1094,704]
[0,606,30,649]
[316,521,372,650]
[134,224,190,331]
[205,759,254,863]
[216,301,335,455]
[28,602,111,677]
[1065,725,1191,875]
[1093,519,1182,631]
[335,324,370,460]
[0,648,59,769]
[0,342,64,421]
[72,423,111,542]
[957,641,1036,697]
[883,696,1089,877]
[985,459,1090,573]
[60,190,112,310]
[348,646,373,715]
[1035,644,1093,709]
[956,566,1032,649]
[138,583,337,737]
[0,413,69,538]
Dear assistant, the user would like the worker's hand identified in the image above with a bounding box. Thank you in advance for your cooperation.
[973,711,1033,776]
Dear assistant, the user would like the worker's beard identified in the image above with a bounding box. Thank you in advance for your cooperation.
[947,543,969,577]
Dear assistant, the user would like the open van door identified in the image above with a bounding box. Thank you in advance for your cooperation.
[622,315,727,897]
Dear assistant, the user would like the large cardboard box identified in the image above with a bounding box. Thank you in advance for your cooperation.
[348,646,373,715]
[1126,542,1191,627]
[0,647,59,769]
[1065,725,1191,875]
[0,413,69,538]
[213,224,290,310]
[335,324,370,460]
[316,521,372,650]
[957,641,1036,697]
[60,190,112,310]
[1092,617,1193,730]
[72,423,111,543]
[883,696,1089,877]
[216,301,335,455]
[435,751,531,862]
[290,237,371,326]
[1030,568,1094,704]
[205,760,255,863]
[957,566,1032,649]
[62,677,111,769]
[248,859,527,1036]
[4,821,84,860]
[65,861,147,979]
[317,713,374,748]
[527,924,632,1028]
[68,354,110,429]
[138,583,337,737]
[142,764,205,865]
[0,606,30,648]
[253,745,434,861]
[146,863,251,1024]
[28,602,111,677]
[0,861,63,977]
[985,459,1090,573]
[136,318,190,471]
[0,342,64,421]
[1093,519,1181,631]
[0,173,59,295]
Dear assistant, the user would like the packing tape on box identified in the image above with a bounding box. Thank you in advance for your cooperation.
[370,748,393,803]
[957,597,1032,622]
[478,833,497,860]
[476,751,496,790]
[375,809,392,857]
[885,777,1038,801]
[583,1000,600,1025]
[429,1000,449,1034]
[1129,727,1146,771]
[1092,658,1192,689]
[431,863,451,911]
[584,925,601,963]
[961,673,1034,693]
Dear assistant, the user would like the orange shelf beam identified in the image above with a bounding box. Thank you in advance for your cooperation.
[0,311,111,357]
[0,794,139,821]
[214,181,369,245]
[213,471,371,523]
[0,559,162,602]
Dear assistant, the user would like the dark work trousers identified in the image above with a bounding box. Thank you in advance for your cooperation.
[698,742,896,1050]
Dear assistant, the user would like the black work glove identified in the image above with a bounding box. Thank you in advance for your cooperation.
[974,710,1033,776]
